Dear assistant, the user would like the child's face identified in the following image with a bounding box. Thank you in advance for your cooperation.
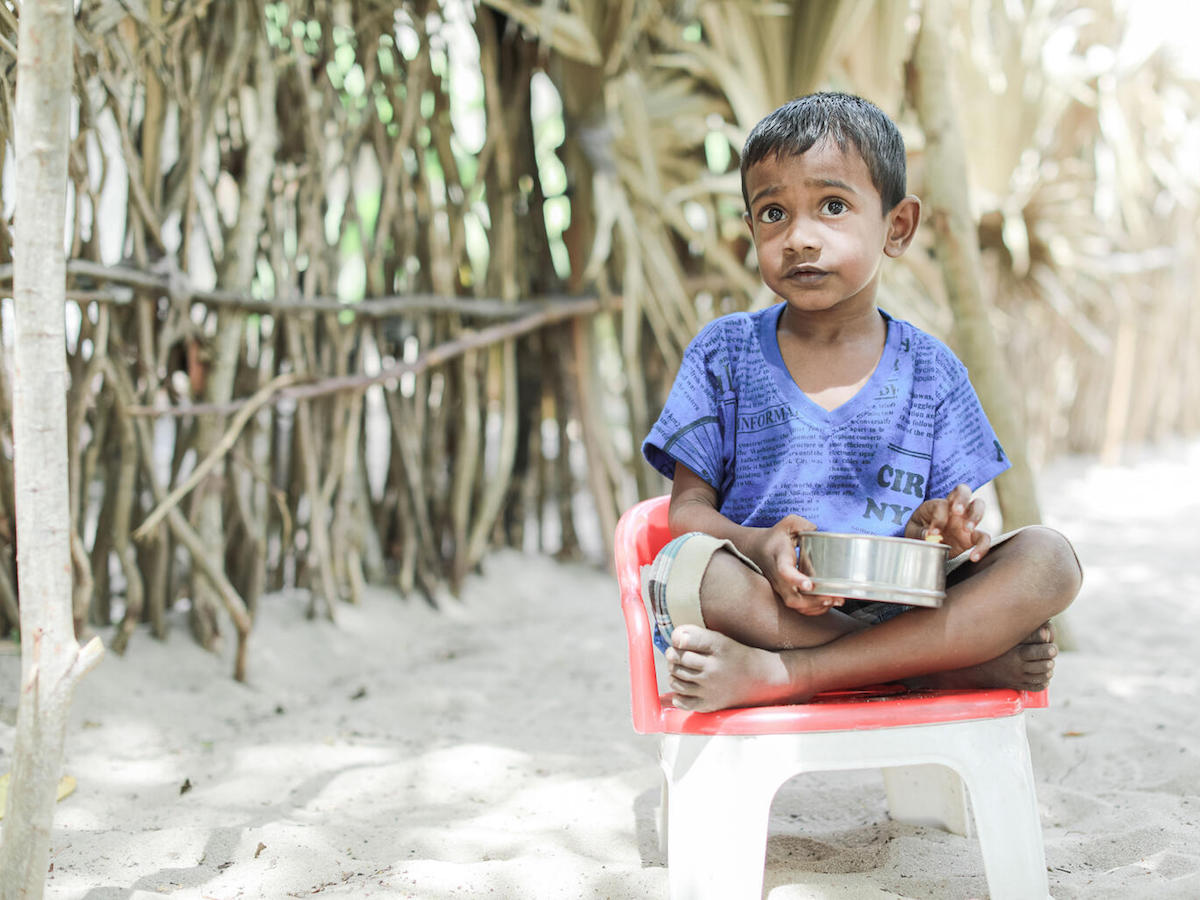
[743,140,916,319]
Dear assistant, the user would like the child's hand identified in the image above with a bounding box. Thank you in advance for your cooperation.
[745,515,844,616]
[905,483,991,562]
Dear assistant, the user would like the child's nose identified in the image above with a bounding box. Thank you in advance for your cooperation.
[784,216,820,253]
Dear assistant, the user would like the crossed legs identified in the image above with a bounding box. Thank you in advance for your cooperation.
[665,526,1082,712]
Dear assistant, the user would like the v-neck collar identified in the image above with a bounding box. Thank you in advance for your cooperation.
[756,304,899,429]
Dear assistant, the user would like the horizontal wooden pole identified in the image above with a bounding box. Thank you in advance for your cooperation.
[123,295,620,417]
[0,259,600,320]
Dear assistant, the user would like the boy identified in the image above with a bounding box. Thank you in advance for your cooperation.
[642,92,1081,713]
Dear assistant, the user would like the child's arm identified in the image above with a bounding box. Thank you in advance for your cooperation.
[669,462,842,615]
[904,483,992,562]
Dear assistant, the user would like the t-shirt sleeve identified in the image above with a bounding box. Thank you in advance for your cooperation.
[642,327,730,489]
[927,362,1011,498]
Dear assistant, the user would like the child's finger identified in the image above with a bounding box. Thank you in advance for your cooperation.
[809,593,844,615]
[779,513,818,540]
[777,553,813,593]
[785,573,815,594]
[967,529,991,562]
[779,578,814,605]
[921,498,951,532]
[784,591,842,615]
[947,483,973,516]
[965,497,985,527]
[814,593,844,612]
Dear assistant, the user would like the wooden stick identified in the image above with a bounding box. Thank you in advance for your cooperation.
[132,372,299,541]
[103,357,253,679]
[449,350,482,587]
[570,317,618,563]
[282,297,611,401]
[0,259,601,319]
[119,296,616,417]
[109,406,143,656]
[282,317,339,622]
[0,545,18,638]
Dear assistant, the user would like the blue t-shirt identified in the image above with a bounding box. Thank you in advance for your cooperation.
[642,305,1010,535]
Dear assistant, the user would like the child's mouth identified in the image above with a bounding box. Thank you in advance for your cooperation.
[786,266,829,282]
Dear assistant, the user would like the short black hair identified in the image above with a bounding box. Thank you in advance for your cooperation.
[740,92,908,213]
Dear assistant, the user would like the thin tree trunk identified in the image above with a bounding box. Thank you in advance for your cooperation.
[908,0,1042,529]
[109,406,145,656]
[190,16,277,649]
[0,2,105,895]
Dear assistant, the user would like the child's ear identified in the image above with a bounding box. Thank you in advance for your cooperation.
[743,210,754,238]
[884,195,921,258]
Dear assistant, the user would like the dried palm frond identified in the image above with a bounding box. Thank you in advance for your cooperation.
[940,0,1200,462]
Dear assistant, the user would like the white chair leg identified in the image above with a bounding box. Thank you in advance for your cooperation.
[950,715,1050,900]
[661,735,778,900]
[883,763,971,836]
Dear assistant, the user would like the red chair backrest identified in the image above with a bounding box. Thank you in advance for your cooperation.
[614,496,674,733]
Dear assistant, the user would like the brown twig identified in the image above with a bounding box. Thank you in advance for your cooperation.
[103,357,253,680]
[132,372,300,541]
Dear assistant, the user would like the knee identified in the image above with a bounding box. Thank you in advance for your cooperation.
[697,547,770,628]
[1010,525,1082,610]
[700,548,763,606]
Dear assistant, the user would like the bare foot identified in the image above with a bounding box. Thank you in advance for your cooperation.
[665,625,812,712]
[913,624,1058,692]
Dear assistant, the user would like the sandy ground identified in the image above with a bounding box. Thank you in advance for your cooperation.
[2,439,1200,899]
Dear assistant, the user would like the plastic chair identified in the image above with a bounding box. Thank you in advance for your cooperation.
[615,496,1050,900]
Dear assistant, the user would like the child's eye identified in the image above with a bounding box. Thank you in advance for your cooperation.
[757,206,785,224]
[821,198,848,216]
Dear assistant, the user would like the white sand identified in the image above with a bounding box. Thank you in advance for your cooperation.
[2,440,1200,899]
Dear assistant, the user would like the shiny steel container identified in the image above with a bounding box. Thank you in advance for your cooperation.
[797,532,950,607]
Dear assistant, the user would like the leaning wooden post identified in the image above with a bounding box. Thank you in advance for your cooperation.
[0,1,105,896]
[908,0,1042,529]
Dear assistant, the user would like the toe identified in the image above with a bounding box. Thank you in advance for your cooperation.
[678,649,716,672]
[1023,623,1052,644]
[1022,653,1053,672]
[671,625,720,655]
[1025,659,1054,687]
[672,693,713,712]
[670,675,696,693]
[669,660,703,684]
[1019,642,1057,662]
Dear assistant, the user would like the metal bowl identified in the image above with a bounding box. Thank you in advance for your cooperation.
[797,532,950,607]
